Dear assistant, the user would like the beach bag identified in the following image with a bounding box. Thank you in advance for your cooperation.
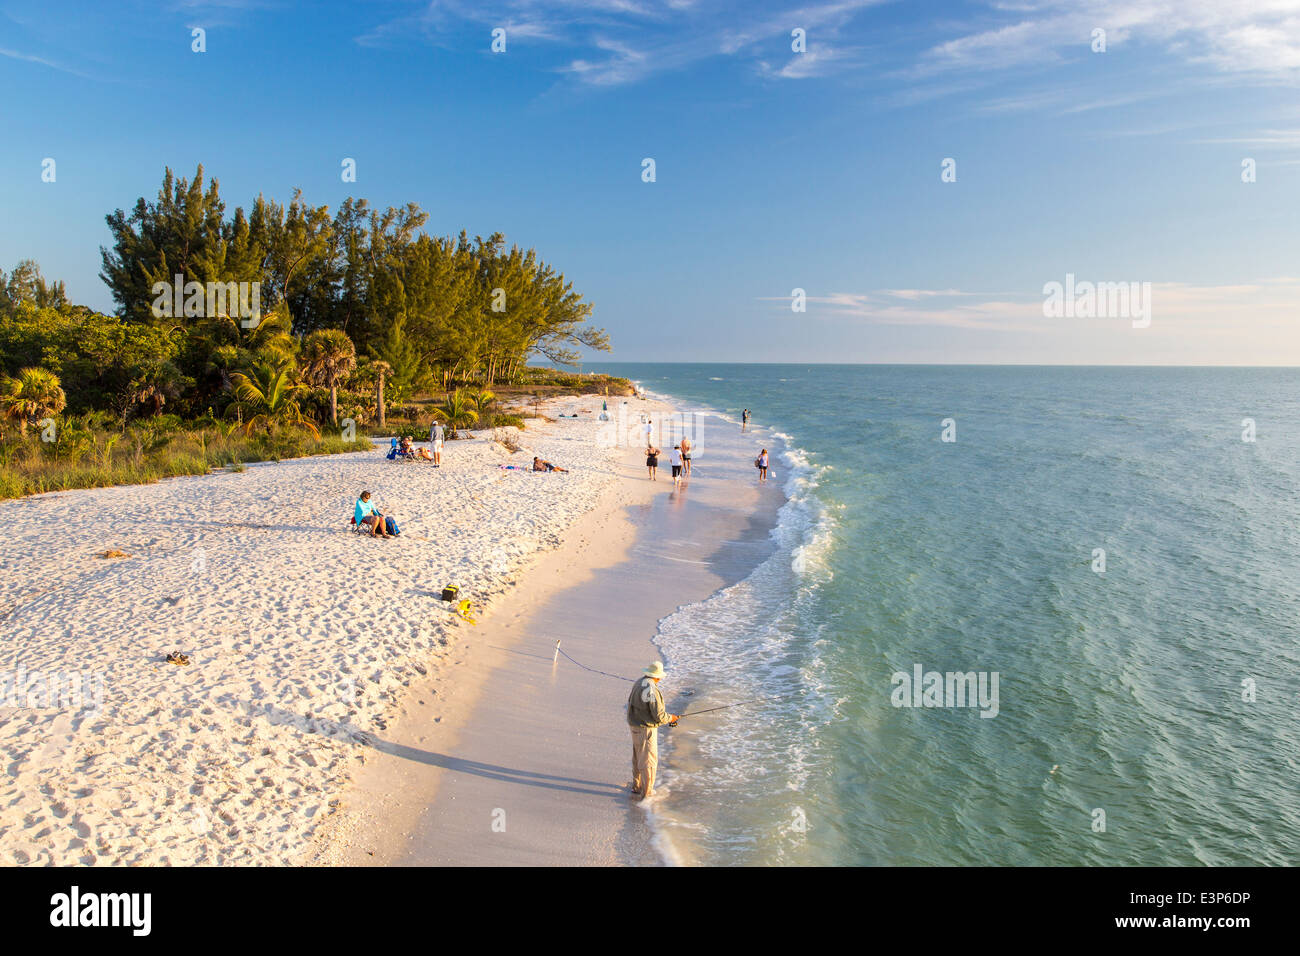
[755,456,763,468]
[384,516,400,536]
[441,585,459,602]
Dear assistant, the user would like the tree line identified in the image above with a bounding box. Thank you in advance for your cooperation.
[1,165,608,431]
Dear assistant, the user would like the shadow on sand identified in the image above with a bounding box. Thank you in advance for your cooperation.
[245,700,625,799]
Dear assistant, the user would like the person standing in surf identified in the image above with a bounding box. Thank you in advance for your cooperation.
[742,409,750,431]
[626,661,679,801]
[756,448,769,482]
[680,435,692,476]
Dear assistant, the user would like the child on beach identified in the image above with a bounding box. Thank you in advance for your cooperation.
[755,448,769,482]
[646,445,660,481]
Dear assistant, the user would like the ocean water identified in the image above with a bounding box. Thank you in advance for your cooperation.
[586,364,1300,866]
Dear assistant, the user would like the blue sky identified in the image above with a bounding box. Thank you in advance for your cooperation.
[3,0,1299,364]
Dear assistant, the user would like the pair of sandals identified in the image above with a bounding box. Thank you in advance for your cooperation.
[165,651,190,666]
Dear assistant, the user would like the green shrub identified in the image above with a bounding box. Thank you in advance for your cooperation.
[361,423,428,440]
[0,423,371,501]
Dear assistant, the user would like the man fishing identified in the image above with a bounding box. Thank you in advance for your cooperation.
[626,661,679,801]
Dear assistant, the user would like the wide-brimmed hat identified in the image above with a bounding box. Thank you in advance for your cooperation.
[644,661,666,679]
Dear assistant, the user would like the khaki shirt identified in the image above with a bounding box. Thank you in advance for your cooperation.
[627,676,668,728]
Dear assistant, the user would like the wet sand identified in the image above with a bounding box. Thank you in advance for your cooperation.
[318,414,784,865]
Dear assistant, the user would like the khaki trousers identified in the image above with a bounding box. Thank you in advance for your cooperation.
[630,724,658,797]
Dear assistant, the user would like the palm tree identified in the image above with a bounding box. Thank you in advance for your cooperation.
[300,329,356,425]
[203,300,296,363]
[128,363,183,419]
[432,389,479,438]
[370,360,392,427]
[226,361,318,437]
[1,367,66,437]
[467,388,496,420]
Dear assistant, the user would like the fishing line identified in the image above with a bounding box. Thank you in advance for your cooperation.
[552,641,635,682]
[678,693,806,718]
[552,640,807,716]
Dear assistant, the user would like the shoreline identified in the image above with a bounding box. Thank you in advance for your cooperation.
[309,450,663,865]
[0,393,669,865]
[314,409,786,866]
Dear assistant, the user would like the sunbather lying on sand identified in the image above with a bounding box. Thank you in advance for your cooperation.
[533,457,568,473]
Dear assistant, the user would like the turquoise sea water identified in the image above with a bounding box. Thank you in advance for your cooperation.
[586,364,1300,866]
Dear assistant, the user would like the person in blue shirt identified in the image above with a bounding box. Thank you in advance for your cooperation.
[354,491,391,537]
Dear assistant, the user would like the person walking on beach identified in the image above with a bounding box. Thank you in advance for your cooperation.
[430,420,445,467]
[755,448,769,482]
[741,409,750,431]
[646,444,660,480]
[627,661,679,801]
[670,444,683,486]
[680,435,692,476]
[643,418,654,446]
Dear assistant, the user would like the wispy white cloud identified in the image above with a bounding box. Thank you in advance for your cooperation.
[559,36,652,85]
[1193,128,1300,147]
[970,86,1161,117]
[916,1,1300,82]
[761,280,1300,340]
[357,0,888,86]
[805,289,1044,331]
[758,44,865,80]
[0,46,94,79]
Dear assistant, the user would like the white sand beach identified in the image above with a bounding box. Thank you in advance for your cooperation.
[316,406,783,867]
[0,394,669,865]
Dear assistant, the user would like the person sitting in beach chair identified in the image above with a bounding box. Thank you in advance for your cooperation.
[398,435,435,461]
[353,491,392,537]
[386,436,422,461]
[532,456,568,473]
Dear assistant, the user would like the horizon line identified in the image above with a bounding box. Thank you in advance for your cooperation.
[579,361,1300,369]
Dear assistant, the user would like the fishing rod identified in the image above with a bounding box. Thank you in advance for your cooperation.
[551,641,806,722]
[670,693,807,724]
